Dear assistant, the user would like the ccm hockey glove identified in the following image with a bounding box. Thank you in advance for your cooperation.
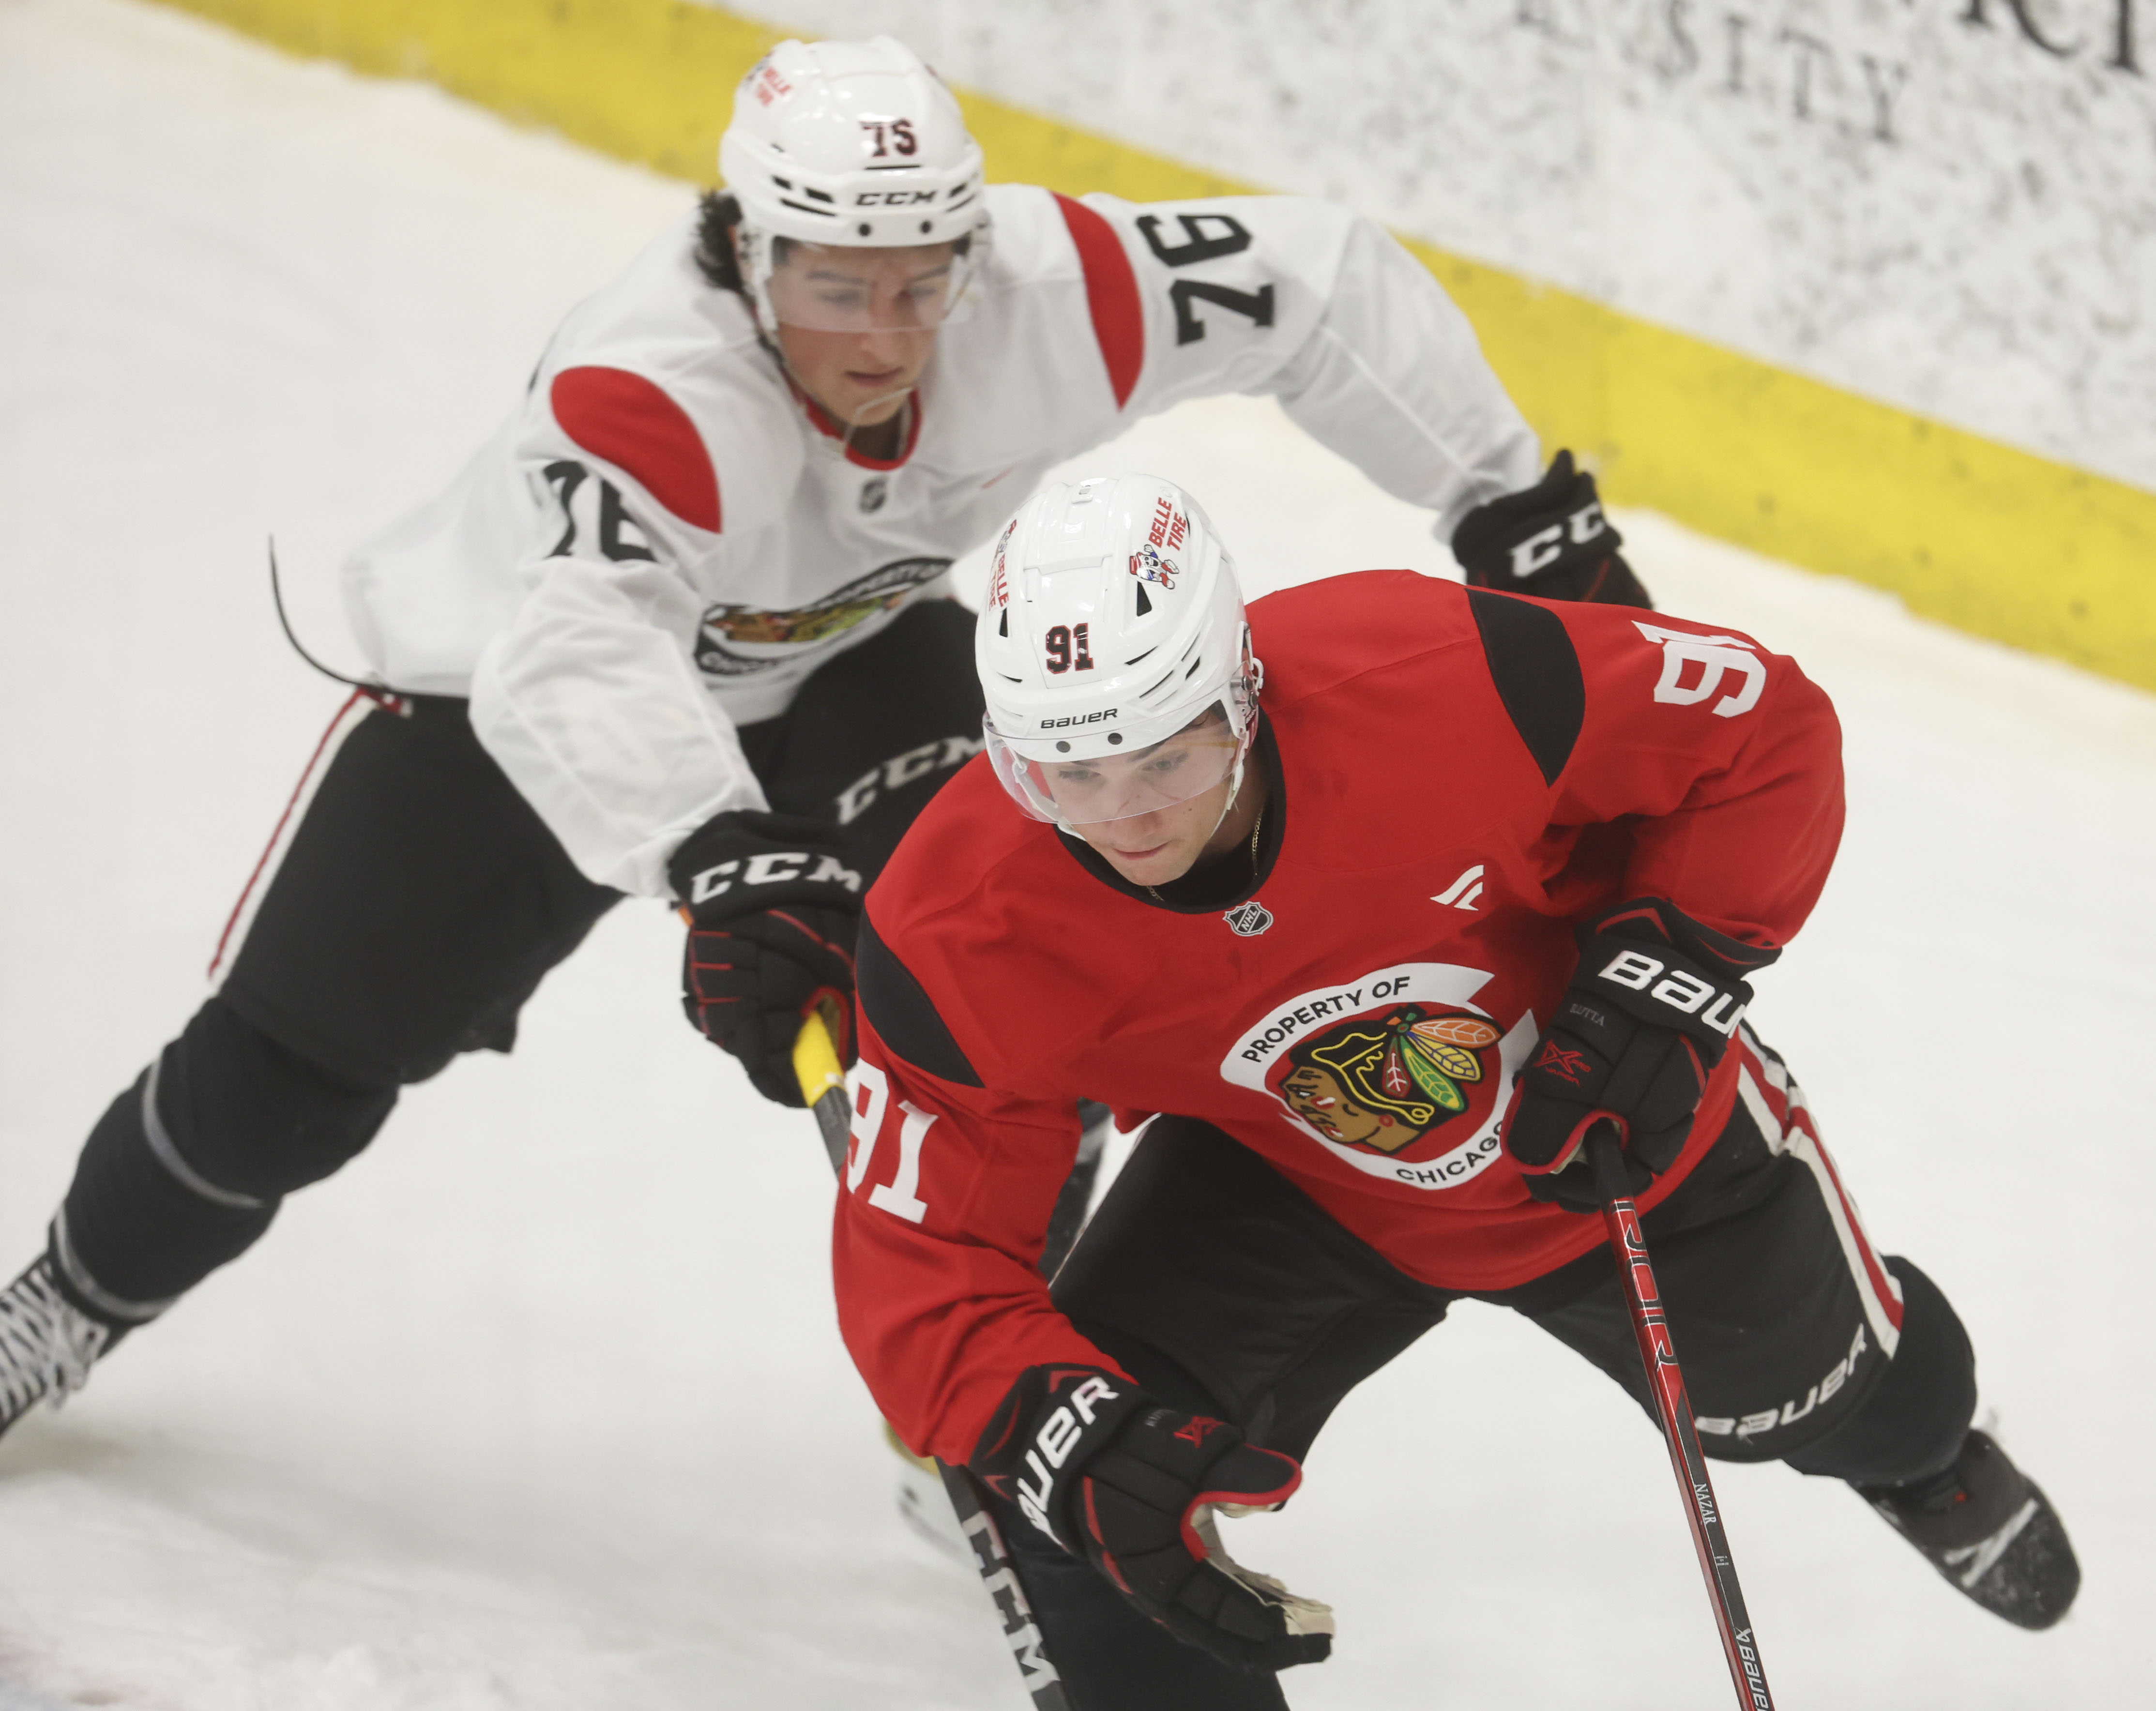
[1504,899,1773,1211]
[668,811,863,1108]
[974,1365,1335,1675]
[1452,450,1652,607]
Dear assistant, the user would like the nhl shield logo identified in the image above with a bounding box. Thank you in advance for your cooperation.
[1222,899,1273,937]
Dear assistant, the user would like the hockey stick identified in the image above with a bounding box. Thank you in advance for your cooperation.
[793,1009,1074,1710]
[793,1000,854,1173]
[1587,1122,1775,1711]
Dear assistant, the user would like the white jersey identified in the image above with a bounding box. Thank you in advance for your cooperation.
[344,185,1539,897]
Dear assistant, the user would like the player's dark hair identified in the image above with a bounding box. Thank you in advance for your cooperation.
[693,190,754,293]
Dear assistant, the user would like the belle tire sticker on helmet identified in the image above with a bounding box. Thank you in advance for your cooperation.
[1220,962,1539,1192]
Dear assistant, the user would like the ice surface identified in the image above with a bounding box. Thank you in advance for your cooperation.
[0,1,2150,1706]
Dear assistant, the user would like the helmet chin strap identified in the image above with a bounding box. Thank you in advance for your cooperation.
[759,333,911,456]
[835,384,911,457]
[1195,709,1264,848]
[1204,758,1247,846]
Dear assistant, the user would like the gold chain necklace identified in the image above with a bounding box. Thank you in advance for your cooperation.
[1146,801,1263,907]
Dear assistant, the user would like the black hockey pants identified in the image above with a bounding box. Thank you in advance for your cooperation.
[1003,1076,1980,1711]
[48,600,984,1326]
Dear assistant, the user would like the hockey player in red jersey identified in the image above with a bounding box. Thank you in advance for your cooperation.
[0,39,1644,1445]
[834,474,2081,1707]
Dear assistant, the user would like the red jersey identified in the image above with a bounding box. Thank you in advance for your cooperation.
[832,572,1844,1464]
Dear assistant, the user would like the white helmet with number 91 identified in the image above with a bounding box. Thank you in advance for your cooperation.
[978,474,1263,834]
[720,38,990,337]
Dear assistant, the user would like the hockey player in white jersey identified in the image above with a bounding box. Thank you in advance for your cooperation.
[0,37,1648,1433]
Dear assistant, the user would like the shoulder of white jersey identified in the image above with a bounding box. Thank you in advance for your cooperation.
[979,187,1365,420]
[519,213,802,540]
[911,181,1149,438]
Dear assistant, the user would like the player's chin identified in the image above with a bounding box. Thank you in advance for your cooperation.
[1097,840,1195,887]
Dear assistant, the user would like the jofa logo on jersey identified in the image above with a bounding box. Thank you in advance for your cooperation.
[1220,963,1539,1193]
[1222,899,1272,936]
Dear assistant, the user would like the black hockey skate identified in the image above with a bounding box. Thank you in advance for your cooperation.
[1856,1429,2080,1629]
[0,1257,119,1441]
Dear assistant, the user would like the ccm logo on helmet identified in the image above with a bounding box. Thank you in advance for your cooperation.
[1041,710,1116,730]
[688,852,864,904]
[1014,1374,1121,1538]
[1598,950,1746,1035]
[855,188,942,207]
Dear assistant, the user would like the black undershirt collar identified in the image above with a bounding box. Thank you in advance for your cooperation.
[1056,718,1286,913]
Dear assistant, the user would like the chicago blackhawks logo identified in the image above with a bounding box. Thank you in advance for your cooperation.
[1278,1007,1503,1155]
[695,556,952,676]
[1220,963,1540,1192]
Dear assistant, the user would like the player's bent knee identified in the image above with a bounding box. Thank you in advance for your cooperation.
[53,998,400,1320]
[160,997,400,1199]
[1781,1258,1977,1486]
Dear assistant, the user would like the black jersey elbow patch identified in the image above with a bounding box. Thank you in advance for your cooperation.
[856,911,985,1088]
[1465,588,1586,787]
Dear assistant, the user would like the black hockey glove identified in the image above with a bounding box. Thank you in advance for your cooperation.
[1452,449,1652,607]
[973,1365,1335,1675]
[1504,899,1775,1211]
[668,810,864,1108]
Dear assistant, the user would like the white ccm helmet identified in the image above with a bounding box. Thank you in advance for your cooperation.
[719,39,990,337]
[978,474,1263,833]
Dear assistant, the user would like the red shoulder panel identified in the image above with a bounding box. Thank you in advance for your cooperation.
[548,365,721,533]
[1053,193,1144,409]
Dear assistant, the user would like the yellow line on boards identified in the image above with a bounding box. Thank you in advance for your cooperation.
[152,0,2156,692]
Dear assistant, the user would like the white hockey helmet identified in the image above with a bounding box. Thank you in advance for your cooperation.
[978,474,1263,832]
[720,38,990,335]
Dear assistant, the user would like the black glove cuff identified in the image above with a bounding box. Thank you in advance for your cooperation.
[1581,897,1781,978]
[668,809,865,924]
[1571,930,1751,1049]
[972,1364,1146,1550]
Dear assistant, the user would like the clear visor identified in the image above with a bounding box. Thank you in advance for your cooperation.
[986,703,1248,830]
[765,239,979,332]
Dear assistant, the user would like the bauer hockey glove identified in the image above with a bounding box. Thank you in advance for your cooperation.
[973,1364,1336,1675]
[1503,898,1775,1211]
[668,810,863,1108]
[1451,449,1652,608]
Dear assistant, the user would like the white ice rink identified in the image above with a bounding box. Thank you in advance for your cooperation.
[2,2,2153,1706]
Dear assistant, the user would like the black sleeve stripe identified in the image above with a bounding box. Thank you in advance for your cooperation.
[856,909,985,1088]
[1464,587,1586,787]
